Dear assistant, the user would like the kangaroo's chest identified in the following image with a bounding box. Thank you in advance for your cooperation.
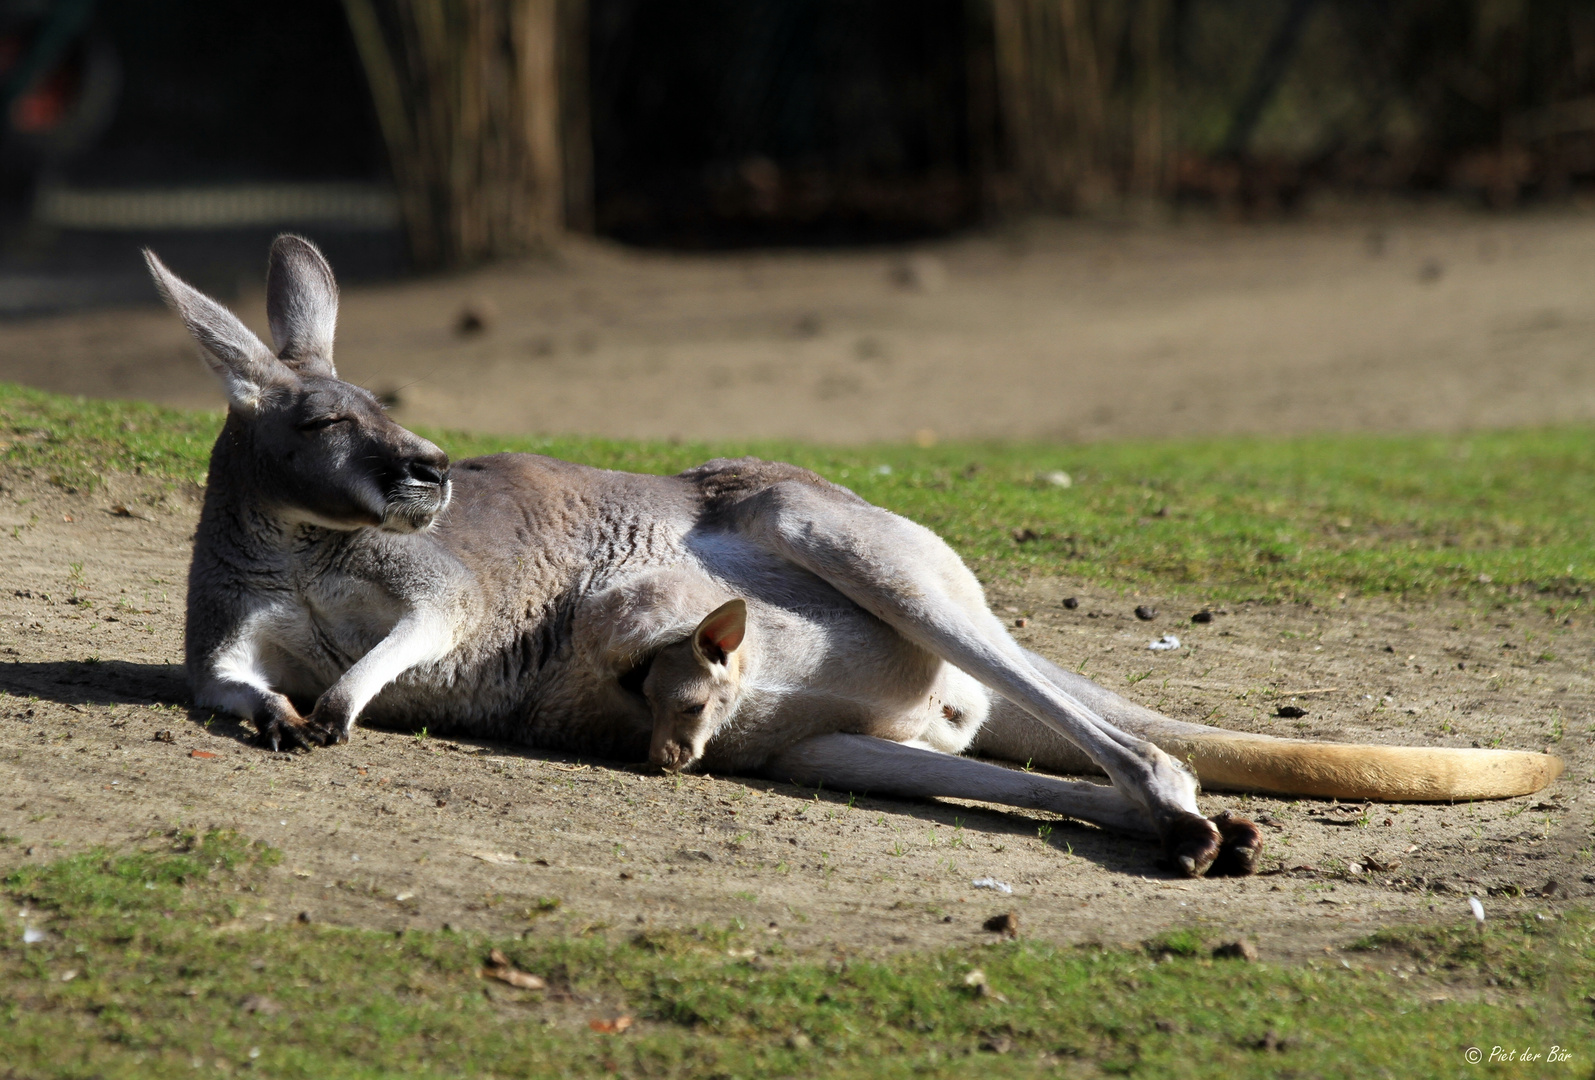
[254,563,409,695]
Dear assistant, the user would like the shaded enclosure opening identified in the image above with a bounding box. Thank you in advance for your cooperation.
[49,0,387,186]
[589,0,984,247]
[0,0,401,306]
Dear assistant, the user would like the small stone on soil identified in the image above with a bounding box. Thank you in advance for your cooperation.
[1212,939,1259,962]
[983,911,1019,936]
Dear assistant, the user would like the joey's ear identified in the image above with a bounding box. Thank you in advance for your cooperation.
[265,234,339,376]
[692,599,747,668]
[143,249,287,413]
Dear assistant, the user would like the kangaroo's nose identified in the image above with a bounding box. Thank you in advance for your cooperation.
[407,458,447,486]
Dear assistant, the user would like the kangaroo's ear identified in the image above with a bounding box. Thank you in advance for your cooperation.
[265,234,339,377]
[144,249,287,413]
[692,599,747,668]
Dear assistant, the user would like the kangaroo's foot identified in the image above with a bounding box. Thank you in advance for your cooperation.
[1156,810,1263,878]
[1159,811,1224,877]
[1206,810,1263,877]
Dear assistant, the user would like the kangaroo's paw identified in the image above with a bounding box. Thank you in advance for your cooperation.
[258,711,316,753]
[1160,811,1222,878]
[300,706,352,746]
[1205,810,1263,877]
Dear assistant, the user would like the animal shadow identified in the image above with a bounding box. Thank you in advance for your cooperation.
[0,660,187,708]
[0,659,255,741]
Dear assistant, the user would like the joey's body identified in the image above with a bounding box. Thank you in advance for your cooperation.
[155,236,1563,883]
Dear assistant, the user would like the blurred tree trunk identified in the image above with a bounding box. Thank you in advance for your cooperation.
[988,0,1169,212]
[341,0,577,268]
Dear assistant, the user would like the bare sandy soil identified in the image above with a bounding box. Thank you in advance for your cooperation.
[0,471,1582,963]
[4,207,1595,444]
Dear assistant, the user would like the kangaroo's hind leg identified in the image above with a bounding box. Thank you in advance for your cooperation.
[761,733,1158,840]
[970,650,1262,875]
[727,481,1254,877]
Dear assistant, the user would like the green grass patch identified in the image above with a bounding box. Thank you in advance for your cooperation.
[1,838,1587,1078]
[3,380,1593,601]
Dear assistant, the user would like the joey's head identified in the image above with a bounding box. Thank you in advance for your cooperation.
[643,599,747,772]
[145,236,450,533]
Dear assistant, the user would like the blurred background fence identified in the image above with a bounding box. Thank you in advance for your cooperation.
[2,0,1595,283]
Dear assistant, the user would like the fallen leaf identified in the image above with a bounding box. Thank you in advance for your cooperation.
[190,750,217,759]
[469,851,518,865]
[588,1016,633,1034]
[983,911,1019,936]
[482,949,547,991]
[1213,940,1259,962]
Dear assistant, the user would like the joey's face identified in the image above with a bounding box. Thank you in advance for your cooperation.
[643,641,741,772]
[251,376,451,533]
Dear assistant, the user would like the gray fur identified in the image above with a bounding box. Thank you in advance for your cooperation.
[153,237,1261,877]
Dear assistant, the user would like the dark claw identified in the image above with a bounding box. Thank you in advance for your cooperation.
[1207,810,1263,877]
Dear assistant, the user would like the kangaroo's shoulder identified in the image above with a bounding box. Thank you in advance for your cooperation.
[446,452,694,515]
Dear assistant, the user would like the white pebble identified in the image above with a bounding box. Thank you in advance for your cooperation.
[971,877,1014,894]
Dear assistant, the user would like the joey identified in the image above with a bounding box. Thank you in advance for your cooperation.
[643,599,746,772]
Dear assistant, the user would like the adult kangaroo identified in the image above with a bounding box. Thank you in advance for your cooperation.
[146,237,1563,879]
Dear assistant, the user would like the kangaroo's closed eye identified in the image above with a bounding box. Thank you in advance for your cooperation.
[681,703,706,716]
[297,415,348,432]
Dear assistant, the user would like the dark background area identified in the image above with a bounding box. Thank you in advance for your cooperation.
[50,0,385,186]
[5,0,1595,310]
[589,0,979,246]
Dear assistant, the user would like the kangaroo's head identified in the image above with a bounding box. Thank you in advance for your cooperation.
[643,598,747,772]
[145,236,450,533]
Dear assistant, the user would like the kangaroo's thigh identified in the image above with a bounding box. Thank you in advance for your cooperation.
[969,649,1221,774]
[727,485,1215,838]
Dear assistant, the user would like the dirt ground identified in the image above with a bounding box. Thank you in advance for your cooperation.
[0,470,1583,963]
[5,206,1595,444]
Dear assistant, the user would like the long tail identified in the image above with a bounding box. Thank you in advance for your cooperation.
[970,654,1566,802]
[1152,731,1562,800]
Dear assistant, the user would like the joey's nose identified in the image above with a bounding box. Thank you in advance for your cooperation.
[407,454,448,486]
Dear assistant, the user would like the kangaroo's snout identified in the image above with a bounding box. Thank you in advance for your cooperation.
[379,438,452,533]
[407,457,448,487]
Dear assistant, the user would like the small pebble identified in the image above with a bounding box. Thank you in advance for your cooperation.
[1190,610,1213,624]
[455,300,497,335]
[1062,597,1079,610]
[1134,606,1158,621]
[1212,939,1258,962]
[983,911,1019,936]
